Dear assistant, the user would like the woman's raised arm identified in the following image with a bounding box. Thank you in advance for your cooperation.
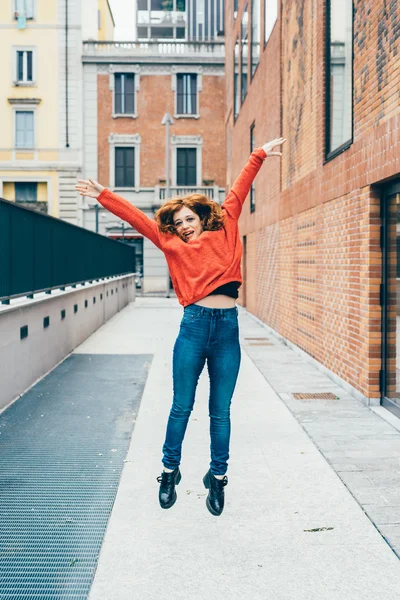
[222,138,286,220]
[75,179,162,250]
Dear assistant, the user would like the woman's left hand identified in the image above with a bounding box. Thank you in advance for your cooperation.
[262,137,286,157]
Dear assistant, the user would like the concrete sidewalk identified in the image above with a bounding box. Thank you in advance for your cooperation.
[75,298,400,600]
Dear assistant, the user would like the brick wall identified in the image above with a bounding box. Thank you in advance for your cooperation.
[227,0,400,400]
[97,72,226,189]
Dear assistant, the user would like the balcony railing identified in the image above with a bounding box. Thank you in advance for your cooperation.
[154,185,221,204]
[82,41,225,60]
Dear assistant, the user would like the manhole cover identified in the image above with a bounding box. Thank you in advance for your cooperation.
[292,393,339,400]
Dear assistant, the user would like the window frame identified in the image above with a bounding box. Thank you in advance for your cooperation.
[175,73,198,117]
[324,0,354,162]
[108,133,141,190]
[15,181,38,202]
[15,109,35,149]
[233,36,240,122]
[109,68,140,119]
[241,3,249,105]
[171,135,203,187]
[176,148,197,186]
[250,0,260,81]
[172,69,202,119]
[114,73,136,116]
[13,46,36,86]
[250,121,256,213]
[114,147,135,188]
[14,0,35,20]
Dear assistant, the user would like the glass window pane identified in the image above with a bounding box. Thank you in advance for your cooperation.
[241,5,248,103]
[264,0,277,45]
[251,0,260,76]
[15,182,37,202]
[16,111,33,148]
[234,38,240,119]
[327,0,353,155]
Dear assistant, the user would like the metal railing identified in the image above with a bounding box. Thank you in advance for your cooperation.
[0,198,136,303]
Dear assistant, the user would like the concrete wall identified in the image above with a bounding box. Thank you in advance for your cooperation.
[0,275,135,412]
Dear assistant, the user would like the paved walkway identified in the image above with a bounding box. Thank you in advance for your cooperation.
[74,297,400,600]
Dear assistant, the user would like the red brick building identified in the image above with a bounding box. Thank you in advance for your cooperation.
[225,1,400,414]
[82,40,225,291]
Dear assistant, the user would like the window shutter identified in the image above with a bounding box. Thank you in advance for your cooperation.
[125,74,135,114]
[27,51,33,81]
[176,75,183,114]
[114,74,122,113]
[17,51,24,81]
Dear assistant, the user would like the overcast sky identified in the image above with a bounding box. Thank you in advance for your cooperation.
[108,0,136,40]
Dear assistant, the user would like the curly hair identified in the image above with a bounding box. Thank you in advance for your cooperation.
[154,194,224,235]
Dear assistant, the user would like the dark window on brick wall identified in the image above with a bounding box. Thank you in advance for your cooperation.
[250,121,256,213]
[114,74,135,114]
[326,0,353,159]
[115,147,135,187]
[176,74,197,115]
[241,4,248,103]
[234,37,240,120]
[177,148,197,186]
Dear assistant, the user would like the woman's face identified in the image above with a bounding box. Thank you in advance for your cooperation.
[173,206,203,242]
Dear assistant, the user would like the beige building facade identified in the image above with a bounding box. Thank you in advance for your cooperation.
[0,0,114,221]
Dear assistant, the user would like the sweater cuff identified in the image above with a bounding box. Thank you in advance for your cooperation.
[97,188,109,201]
[253,147,267,160]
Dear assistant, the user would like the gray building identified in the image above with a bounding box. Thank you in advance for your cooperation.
[136,0,225,41]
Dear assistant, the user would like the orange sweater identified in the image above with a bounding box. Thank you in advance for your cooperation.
[97,147,267,306]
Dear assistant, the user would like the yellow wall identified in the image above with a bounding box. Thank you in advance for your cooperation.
[1,172,59,216]
[0,1,59,153]
[98,0,115,40]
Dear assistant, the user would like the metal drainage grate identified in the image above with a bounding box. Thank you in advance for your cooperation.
[244,337,270,341]
[248,342,273,346]
[292,393,339,400]
[0,353,152,600]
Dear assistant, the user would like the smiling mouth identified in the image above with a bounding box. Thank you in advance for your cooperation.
[184,231,194,240]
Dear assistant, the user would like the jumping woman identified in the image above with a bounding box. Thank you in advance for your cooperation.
[75,137,286,516]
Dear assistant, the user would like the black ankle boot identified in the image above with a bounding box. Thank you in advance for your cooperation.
[203,469,228,516]
[157,467,182,509]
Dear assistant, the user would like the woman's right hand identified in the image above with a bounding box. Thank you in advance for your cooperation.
[75,178,105,199]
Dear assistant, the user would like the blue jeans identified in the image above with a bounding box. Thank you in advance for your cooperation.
[162,304,241,476]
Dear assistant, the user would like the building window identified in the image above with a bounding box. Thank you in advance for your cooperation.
[326,0,353,158]
[250,0,260,77]
[16,110,34,148]
[115,147,135,187]
[234,0,239,20]
[15,182,37,202]
[114,74,135,114]
[250,122,255,213]
[177,148,197,185]
[176,74,197,115]
[16,50,33,83]
[234,37,240,120]
[264,0,277,46]
[14,0,34,19]
[241,4,248,104]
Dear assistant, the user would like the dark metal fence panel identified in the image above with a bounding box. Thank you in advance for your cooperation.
[0,198,136,301]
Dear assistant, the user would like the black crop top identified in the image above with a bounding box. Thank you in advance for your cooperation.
[208,281,240,299]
